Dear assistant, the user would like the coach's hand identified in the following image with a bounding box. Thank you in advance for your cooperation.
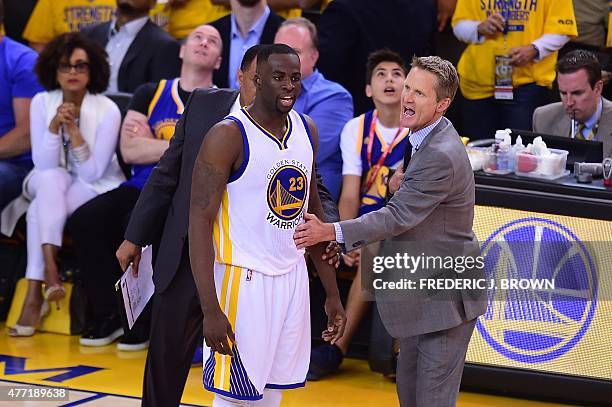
[322,295,346,345]
[116,240,142,277]
[203,308,235,356]
[294,213,336,249]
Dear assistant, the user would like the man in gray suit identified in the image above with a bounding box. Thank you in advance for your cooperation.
[294,56,487,407]
[533,49,612,158]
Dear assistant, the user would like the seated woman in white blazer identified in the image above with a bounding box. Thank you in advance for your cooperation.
[9,33,124,337]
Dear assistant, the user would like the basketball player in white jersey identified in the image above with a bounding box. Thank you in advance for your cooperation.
[188,44,346,407]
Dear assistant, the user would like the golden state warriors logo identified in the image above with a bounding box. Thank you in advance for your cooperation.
[266,163,308,229]
[478,218,597,363]
[153,119,178,141]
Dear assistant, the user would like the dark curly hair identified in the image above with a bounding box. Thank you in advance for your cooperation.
[35,32,110,94]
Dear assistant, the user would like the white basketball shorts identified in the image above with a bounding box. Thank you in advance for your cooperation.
[203,260,310,401]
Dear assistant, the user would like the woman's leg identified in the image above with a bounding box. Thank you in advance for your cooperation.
[12,169,70,329]
[30,169,73,300]
[43,178,98,298]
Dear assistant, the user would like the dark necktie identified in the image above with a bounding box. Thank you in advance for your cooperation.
[402,143,413,172]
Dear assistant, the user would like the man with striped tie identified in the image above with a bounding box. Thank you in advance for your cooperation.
[533,49,612,158]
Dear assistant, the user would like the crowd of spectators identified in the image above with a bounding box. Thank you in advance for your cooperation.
[0,0,610,383]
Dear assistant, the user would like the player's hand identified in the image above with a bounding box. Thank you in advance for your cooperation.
[294,213,336,249]
[322,295,346,345]
[203,308,235,356]
[342,251,361,268]
[388,166,405,195]
[322,241,342,268]
[116,240,142,277]
[477,12,505,37]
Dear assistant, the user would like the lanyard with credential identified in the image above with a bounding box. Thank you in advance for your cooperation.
[363,110,405,193]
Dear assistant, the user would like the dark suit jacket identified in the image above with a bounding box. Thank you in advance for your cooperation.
[82,20,181,94]
[125,88,338,293]
[341,117,487,337]
[210,11,284,89]
[317,0,436,115]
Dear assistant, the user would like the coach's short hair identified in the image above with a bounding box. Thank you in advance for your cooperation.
[411,56,459,101]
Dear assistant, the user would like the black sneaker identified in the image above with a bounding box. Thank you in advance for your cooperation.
[307,343,344,381]
[117,325,149,352]
[80,314,124,347]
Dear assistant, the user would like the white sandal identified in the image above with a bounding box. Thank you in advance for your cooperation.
[8,301,50,337]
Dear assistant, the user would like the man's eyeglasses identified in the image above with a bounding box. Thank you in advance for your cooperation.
[58,62,90,74]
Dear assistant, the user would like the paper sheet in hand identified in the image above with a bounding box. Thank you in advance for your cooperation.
[118,246,154,329]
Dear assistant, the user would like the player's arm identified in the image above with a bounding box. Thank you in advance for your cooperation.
[304,115,347,344]
[189,120,243,356]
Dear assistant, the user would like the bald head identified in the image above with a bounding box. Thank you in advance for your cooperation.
[274,18,319,78]
[180,25,223,70]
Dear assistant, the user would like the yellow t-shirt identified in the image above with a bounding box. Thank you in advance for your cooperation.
[22,0,116,44]
[452,0,577,100]
[168,0,230,39]
[277,9,302,19]
[167,1,302,40]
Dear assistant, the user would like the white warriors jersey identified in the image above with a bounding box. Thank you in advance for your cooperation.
[213,107,314,276]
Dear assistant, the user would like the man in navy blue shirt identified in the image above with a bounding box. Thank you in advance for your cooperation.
[275,17,353,200]
[0,0,44,215]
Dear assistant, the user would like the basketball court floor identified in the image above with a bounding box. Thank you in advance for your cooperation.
[0,326,575,407]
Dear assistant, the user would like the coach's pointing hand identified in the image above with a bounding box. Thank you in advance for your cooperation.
[294,213,336,249]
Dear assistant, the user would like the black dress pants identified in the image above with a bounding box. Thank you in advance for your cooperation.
[67,185,140,321]
[141,243,203,407]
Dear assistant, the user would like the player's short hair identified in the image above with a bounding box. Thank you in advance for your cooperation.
[256,44,299,71]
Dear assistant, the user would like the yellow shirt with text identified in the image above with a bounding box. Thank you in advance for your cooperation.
[452,0,577,100]
[23,0,116,44]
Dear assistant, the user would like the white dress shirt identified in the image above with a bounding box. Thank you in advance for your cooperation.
[105,16,149,93]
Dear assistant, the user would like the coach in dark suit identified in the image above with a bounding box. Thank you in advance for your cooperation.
[82,0,180,93]
[295,56,487,407]
[210,0,283,89]
[116,51,339,406]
